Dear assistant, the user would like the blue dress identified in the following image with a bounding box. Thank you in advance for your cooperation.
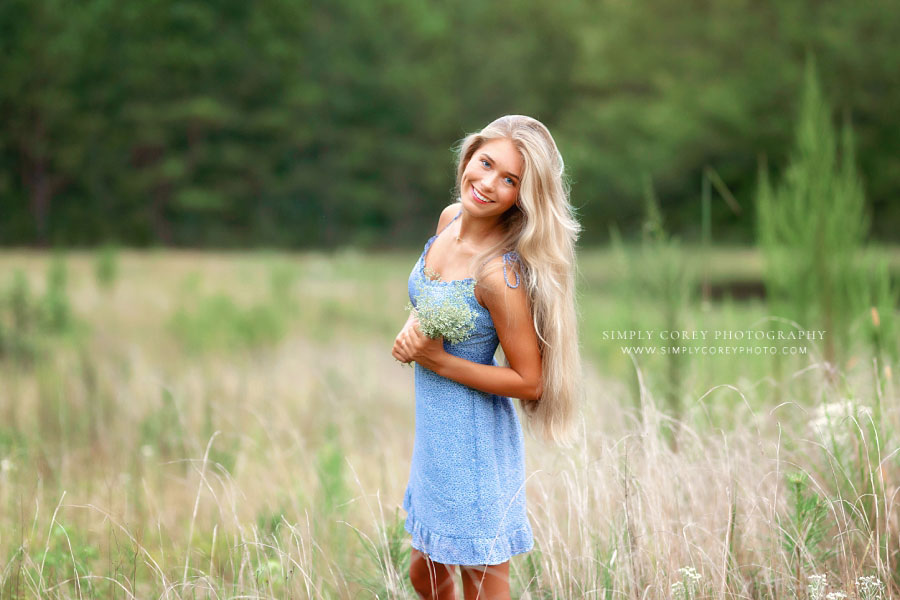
[402,210,534,566]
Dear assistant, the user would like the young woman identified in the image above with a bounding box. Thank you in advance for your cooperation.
[391,115,582,599]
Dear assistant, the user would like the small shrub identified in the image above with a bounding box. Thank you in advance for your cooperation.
[781,471,833,573]
[42,253,71,334]
[94,243,119,290]
[1,270,38,362]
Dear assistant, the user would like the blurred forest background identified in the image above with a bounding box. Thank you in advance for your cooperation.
[2,0,899,248]
[3,2,900,597]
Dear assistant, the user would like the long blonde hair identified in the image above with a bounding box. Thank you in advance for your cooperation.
[454,115,582,445]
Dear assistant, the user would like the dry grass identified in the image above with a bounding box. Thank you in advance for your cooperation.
[0,249,897,599]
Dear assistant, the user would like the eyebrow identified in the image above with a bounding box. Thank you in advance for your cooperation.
[481,153,520,181]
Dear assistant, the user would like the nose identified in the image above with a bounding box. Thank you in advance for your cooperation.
[482,172,498,191]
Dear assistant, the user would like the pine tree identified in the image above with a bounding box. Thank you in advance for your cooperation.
[756,56,869,366]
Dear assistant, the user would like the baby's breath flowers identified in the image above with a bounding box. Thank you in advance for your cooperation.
[406,278,477,344]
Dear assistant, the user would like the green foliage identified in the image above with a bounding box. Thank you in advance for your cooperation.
[8,271,32,333]
[315,422,348,515]
[630,177,694,420]
[31,523,101,594]
[517,546,552,599]
[42,253,71,334]
[256,506,286,538]
[0,261,85,364]
[806,397,895,571]
[780,471,833,572]
[603,227,646,412]
[859,257,900,367]
[169,262,301,354]
[94,243,119,290]
[3,0,900,246]
[169,292,286,354]
[139,387,187,462]
[208,435,240,475]
[756,58,870,365]
[0,270,38,362]
[254,557,287,591]
[594,538,617,600]
[351,507,414,598]
[267,260,299,312]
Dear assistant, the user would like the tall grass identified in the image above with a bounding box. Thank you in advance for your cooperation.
[607,176,695,438]
[0,250,896,598]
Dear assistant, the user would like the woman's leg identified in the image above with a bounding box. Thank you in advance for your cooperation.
[460,561,510,600]
[409,548,457,599]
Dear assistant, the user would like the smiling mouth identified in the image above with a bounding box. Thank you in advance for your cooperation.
[472,187,494,204]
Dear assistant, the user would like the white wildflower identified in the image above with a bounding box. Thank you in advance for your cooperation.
[856,576,885,600]
[808,574,828,600]
[810,400,873,445]
[677,566,702,583]
[672,567,701,600]
[826,592,847,600]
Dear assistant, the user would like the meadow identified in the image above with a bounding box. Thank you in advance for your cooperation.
[0,247,897,599]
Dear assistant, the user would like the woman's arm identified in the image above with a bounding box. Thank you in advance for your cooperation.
[398,258,543,403]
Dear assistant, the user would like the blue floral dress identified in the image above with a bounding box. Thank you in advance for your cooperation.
[402,210,533,566]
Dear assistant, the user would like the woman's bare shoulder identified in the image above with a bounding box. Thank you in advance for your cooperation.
[434,201,462,235]
[476,253,524,299]
[476,254,532,333]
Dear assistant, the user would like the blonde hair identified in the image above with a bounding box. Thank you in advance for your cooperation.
[454,115,582,445]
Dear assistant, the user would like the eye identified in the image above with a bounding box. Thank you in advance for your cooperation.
[504,176,515,186]
[480,159,490,168]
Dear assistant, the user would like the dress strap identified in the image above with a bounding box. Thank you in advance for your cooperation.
[423,208,462,251]
[436,208,463,236]
[502,251,520,289]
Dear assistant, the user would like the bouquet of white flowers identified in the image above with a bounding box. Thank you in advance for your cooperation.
[406,273,477,344]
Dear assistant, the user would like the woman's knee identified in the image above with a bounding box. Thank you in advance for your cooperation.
[409,549,455,598]
[460,561,510,600]
[408,551,432,594]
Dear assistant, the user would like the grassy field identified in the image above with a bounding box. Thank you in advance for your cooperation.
[0,247,897,599]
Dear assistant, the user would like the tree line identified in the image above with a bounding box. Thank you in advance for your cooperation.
[2,0,898,248]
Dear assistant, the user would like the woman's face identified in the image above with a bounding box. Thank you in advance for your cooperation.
[460,138,523,218]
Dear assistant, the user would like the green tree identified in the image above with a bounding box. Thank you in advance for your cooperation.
[756,57,869,366]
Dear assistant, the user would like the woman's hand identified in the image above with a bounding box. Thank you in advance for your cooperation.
[392,315,446,369]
